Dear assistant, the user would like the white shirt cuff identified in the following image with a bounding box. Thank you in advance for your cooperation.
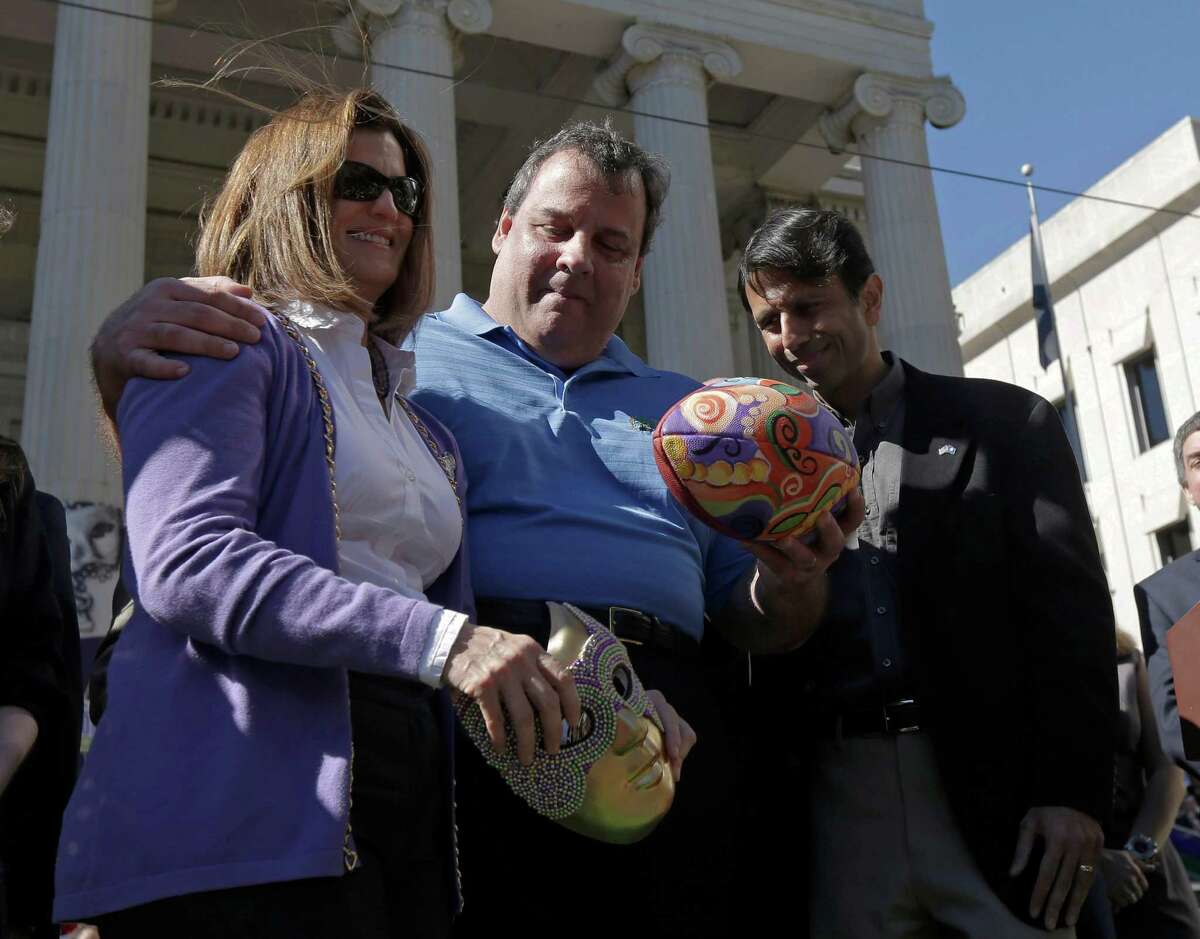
[418,609,468,688]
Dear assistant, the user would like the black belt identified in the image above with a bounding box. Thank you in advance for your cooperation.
[475,597,700,659]
[823,698,926,737]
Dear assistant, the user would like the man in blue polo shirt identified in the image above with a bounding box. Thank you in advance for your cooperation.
[413,292,745,634]
[90,121,859,935]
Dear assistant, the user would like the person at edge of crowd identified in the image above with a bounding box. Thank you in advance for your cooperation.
[740,207,1117,939]
[0,437,81,939]
[1136,411,1200,777]
[1097,627,1200,937]
[47,88,663,939]
[87,120,862,937]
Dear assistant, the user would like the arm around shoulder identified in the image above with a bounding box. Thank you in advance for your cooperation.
[92,275,265,422]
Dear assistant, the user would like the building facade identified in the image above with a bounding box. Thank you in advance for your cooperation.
[1,0,964,636]
[955,116,1200,637]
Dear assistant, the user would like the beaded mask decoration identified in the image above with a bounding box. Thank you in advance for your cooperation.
[653,377,860,543]
[455,603,675,844]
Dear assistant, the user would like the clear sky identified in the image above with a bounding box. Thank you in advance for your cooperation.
[923,0,1200,286]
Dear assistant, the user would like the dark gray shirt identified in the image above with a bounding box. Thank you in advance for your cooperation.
[804,353,916,708]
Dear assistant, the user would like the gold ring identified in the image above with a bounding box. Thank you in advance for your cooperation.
[1079,863,1095,874]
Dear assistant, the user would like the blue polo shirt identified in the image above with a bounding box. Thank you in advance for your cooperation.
[409,294,753,640]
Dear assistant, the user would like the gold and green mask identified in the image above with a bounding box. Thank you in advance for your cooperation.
[455,603,676,844]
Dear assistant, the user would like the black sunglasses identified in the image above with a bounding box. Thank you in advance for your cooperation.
[333,161,422,218]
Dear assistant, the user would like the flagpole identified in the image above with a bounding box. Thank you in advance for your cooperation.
[1022,164,1077,449]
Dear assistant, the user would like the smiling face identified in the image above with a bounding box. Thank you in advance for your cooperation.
[330,129,414,307]
[484,150,645,370]
[745,268,885,419]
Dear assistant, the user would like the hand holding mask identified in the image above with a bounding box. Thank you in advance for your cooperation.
[455,603,676,844]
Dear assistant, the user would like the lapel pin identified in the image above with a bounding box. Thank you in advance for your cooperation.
[938,444,957,456]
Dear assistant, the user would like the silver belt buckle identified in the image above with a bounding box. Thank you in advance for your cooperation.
[608,606,645,645]
[884,697,920,734]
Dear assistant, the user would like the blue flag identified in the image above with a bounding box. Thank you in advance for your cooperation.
[1029,210,1059,369]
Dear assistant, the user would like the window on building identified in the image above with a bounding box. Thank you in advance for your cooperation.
[1156,520,1193,567]
[1124,349,1170,453]
[1054,391,1088,481]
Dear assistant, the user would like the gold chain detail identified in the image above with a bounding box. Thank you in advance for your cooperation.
[269,309,357,871]
[395,397,460,506]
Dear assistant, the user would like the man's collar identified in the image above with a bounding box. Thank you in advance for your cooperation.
[860,351,906,430]
[434,293,654,378]
[598,333,655,377]
[435,293,506,337]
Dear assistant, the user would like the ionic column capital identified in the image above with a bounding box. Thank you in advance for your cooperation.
[592,22,742,107]
[334,0,491,53]
[819,72,965,153]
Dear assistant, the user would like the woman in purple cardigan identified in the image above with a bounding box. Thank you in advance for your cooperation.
[54,89,579,938]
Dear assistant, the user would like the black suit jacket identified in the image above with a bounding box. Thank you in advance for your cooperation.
[0,441,82,931]
[1135,547,1200,777]
[761,360,1117,927]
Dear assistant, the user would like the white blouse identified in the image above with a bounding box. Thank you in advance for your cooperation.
[285,300,466,687]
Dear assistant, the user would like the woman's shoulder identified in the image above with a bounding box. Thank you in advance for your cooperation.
[178,307,314,380]
[118,308,314,425]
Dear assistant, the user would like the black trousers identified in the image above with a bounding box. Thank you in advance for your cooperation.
[93,678,452,939]
[451,632,779,938]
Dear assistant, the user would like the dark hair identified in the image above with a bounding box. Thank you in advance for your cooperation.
[738,207,875,312]
[500,119,670,256]
[1175,410,1200,485]
[0,436,28,535]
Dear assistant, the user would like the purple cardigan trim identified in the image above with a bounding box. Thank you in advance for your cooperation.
[54,316,471,920]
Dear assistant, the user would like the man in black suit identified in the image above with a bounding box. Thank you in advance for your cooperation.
[1135,410,1200,776]
[741,208,1116,937]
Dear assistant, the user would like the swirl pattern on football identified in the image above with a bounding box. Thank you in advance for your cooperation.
[653,378,860,543]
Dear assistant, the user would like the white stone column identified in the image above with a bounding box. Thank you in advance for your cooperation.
[594,23,741,380]
[21,0,153,636]
[820,73,966,376]
[345,0,491,311]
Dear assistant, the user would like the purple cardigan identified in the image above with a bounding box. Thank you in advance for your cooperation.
[54,315,472,920]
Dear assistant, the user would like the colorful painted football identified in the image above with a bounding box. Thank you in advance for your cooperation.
[652,377,860,543]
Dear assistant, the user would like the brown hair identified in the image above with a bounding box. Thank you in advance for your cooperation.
[1116,627,1139,657]
[196,88,434,341]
